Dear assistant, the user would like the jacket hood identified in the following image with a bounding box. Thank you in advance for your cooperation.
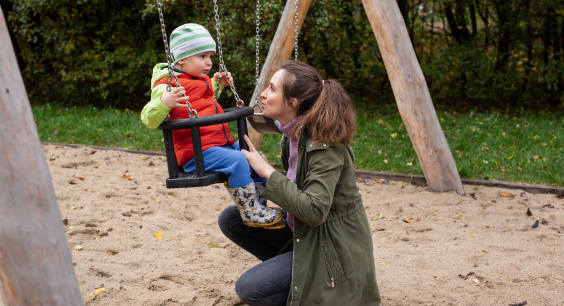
[151,63,176,88]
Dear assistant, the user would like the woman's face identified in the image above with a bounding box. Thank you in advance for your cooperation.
[260,70,296,125]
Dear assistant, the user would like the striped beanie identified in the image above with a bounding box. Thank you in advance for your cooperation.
[170,23,216,65]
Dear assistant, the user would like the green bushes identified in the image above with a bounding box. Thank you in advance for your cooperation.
[4,0,564,111]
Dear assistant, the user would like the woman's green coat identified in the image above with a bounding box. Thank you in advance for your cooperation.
[263,128,381,306]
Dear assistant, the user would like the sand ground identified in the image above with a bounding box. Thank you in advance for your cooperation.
[25,145,564,305]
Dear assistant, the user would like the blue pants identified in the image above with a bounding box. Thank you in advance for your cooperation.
[183,142,266,188]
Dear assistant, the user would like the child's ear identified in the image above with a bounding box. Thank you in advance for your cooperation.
[177,59,184,65]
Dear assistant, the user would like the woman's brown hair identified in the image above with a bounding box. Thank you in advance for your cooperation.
[280,61,356,145]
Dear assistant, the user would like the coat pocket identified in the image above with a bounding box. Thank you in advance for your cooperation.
[322,244,349,288]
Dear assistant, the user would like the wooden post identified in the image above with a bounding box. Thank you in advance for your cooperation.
[0,7,85,305]
[247,0,313,150]
[361,0,465,195]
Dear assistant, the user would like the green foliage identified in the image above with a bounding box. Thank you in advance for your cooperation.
[5,0,564,110]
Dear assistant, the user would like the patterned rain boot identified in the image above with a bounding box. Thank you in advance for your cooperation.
[226,182,284,229]
[254,182,286,229]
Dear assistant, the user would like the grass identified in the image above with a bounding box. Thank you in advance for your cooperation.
[32,104,564,187]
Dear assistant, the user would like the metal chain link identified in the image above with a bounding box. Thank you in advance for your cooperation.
[254,0,261,103]
[156,0,197,118]
[213,0,244,108]
[294,0,299,60]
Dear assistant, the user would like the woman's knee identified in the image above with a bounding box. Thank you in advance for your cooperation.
[218,205,241,236]
[235,273,265,306]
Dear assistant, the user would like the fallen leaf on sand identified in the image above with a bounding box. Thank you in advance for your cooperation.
[122,212,132,217]
[364,206,370,210]
[499,192,515,198]
[381,262,386,265]
[482,250,489,253]
[147,186,152,189]
[209,242,222,248]
[75,245,83,251]
[469,193,477,200]
[153,232,164,239]
[69,180,77,185]
[520,192,526,197]
[526,208,533,216]
[214,207,221,211]
[472,279,480,283]
[471,234,476,237]
[89,287,104,297]
[509,224,517,227]
[556,194,564,199]
[402,217,418,223]
[406,230,409,235]
[370,216,377,221]
[107,251,117,255]
[63,219,69,226]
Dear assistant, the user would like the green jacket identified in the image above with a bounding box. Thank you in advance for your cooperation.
[140,63,223,129]
[263,127,381,306]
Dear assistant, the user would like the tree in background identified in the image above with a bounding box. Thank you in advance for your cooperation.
[3,0,563,112]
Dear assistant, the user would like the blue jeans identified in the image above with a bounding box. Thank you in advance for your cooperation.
[218,205,293,306]
[182,142,266,188]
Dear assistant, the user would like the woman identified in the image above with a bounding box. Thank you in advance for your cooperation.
[218,61,381,306]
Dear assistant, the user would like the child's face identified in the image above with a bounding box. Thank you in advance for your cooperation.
[177,51,215,78]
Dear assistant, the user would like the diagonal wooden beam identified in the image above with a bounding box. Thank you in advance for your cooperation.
[361,0,465,195]
[247,0,313,150]
[0,6,85,305]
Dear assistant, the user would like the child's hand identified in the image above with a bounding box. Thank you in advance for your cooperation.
[160,87,189,109]
[213,72,233,87]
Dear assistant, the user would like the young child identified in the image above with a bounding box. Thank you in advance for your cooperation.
[141,23,284,229]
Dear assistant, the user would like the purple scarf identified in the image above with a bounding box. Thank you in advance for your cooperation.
[276,116,302,231]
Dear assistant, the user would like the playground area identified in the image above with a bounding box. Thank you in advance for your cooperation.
[41,144,563,305]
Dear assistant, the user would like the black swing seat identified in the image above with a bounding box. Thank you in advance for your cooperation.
[157,107,254,188]
[246,105,282,134]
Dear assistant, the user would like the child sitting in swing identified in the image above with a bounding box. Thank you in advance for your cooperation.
[141,23,284,229]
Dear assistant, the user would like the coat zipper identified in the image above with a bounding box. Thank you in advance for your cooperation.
[290,239,296,305]
[322,246,335,288]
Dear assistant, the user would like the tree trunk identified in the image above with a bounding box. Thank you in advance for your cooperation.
[361,0,465,195]
[247,0,313,150]
[0,6,84,306]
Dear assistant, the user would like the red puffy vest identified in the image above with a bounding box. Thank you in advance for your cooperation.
[154,74,234,167]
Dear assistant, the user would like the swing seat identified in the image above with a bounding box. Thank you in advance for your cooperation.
[246,105,282,134]
[157,107,254,188]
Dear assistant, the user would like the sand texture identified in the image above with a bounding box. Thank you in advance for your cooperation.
[9,144,563,305]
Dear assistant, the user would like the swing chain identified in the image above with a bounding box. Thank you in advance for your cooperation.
[156,0,197,118]
[213,0,244,108]
[255,0,261,103]
[294,0,299,60]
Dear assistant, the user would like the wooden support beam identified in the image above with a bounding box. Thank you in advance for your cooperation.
[361,0,465,195]
[0,7,85,305]
[247,0,312,150]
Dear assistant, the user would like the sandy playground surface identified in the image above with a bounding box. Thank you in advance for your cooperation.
[17,144,564,305]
